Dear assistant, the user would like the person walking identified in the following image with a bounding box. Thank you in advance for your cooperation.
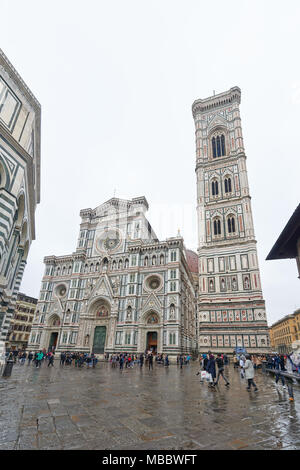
[27,351,33,366]
[20,351,27,365]
[148,353,153,370]
[36,351,43,368]
[179,355,184,369]
[206,353,216,388]
[244,354,258,391]
[48,352,55,367]
[139,353,144,368]
[214,354,230,387]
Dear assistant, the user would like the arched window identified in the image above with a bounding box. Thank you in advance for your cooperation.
[213,218,221,235]
[212,133,226,158]
[125,259,129,268]
[221,134,226,156]
[144,256,148,267]
[112,261,116,270]
[160,254,164,265]
[96,262,100,272]
[227,216,236,234]
[152,255,156,266]
[212,136,217,158]
[211,180,219,196]
[224,177,232,194]
[118,259,123,269]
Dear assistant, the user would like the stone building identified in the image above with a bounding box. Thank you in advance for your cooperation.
[6,292,37,351]
[28,197,197,359]
[0,49,41,356]
[268,309,300,354]
[192,87,270,354]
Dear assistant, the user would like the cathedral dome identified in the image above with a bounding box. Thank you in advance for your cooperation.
[185,249,198,274]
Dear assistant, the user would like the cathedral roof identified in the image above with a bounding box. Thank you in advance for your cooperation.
[185,249,198,274]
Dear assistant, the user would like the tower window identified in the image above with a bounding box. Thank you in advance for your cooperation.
[211,180,219,196]
[227,217,236,234]
[212,133,226,158]
[213,218,221,235]
[224,177,232,194]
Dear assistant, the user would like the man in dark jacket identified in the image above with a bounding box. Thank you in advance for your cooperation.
[214,354,230,387]
[206,353,216,387]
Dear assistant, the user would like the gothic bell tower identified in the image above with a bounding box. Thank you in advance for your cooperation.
[192,87,270,354]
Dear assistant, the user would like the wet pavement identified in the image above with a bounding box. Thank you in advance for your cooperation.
[0,360,300,450]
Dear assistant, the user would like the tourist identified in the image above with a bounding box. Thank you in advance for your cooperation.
[206,353,216,388]
[36,350,43,368]
[244,355,258,391]
[165,355,169,367]
[148,353,153,370]
[240,355,245,379]
[20,351,27,365]
[214,353,230,387]
[27,351,33,366]
[48,352,55,367]
[179,355,183,369]
[60,352,66,366]
[139,353,144,368]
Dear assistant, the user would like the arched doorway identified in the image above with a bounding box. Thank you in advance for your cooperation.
[146,331,157,354]
[49,332,58,351]
[145,312,159,354]
[88,297,110,354]
[47,314,61,351]
[93,326,107,354]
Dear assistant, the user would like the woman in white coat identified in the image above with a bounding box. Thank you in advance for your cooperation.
[244,355,258,391]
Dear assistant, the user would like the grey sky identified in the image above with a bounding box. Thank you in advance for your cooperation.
[1,0,299,325]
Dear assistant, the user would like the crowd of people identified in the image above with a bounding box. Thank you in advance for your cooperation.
[196,350,300,401]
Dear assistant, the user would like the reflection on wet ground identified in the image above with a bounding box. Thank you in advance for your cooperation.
[0,361,299,450]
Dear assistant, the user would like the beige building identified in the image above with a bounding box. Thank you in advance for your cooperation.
[6,292,37,351]
[269,309,300,354]
[0,49,41,357]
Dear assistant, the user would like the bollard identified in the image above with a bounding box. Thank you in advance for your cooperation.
[2,359,14,377]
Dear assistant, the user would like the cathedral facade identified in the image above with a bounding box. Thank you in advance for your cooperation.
[28,197,197,358]
[192,87,270,353]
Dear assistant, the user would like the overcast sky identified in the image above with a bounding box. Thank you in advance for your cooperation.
[1,0,299,325]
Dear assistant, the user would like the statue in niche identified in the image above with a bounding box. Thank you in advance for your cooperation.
[126,306,132,320]
[112,277,120,294]
[84,334,90,346]
[232,277,237,290]
[244,277,250,289]
[169,304,175,319]
[209,279,214,291]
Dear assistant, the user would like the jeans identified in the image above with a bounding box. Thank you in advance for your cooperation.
[247,378,257,389]
[275,372,285,386]
[215,368,229,385]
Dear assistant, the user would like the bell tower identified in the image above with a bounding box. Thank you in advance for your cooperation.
[192,87,270,354]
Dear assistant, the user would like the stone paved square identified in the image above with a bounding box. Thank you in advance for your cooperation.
[0,360,300,450]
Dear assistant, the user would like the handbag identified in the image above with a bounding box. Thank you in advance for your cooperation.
[206,372,213,382]
[200,371,207,380]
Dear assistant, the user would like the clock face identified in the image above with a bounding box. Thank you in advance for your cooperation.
[96,229,122,253]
